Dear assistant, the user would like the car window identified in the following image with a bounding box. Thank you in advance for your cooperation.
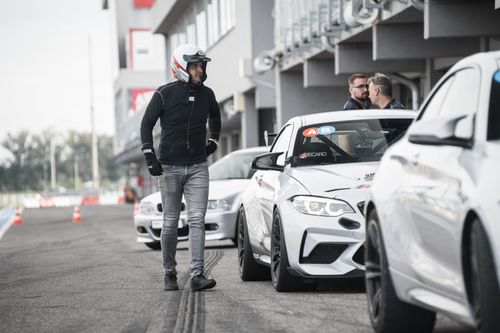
[419,76,454,121]
[487,70,500,141]
[270,124,293,166]
[209,150,268,180]
[293,118,414,166]
[439,67,480,119]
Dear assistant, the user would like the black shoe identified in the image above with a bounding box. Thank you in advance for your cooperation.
[190,274,216,291]
[164,273,179,290]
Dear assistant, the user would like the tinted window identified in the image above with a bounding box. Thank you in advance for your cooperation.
[293,118,413,166]
[209,150,268,180]
[488,70,500,140]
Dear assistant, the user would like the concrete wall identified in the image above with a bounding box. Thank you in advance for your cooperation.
[276,70,346,128]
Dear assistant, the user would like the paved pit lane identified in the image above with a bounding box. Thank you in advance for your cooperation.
[0,205,474,332]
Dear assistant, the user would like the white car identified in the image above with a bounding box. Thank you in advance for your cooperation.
[365,51,500,333]
[238,110,417,291]
[134,146,269,250]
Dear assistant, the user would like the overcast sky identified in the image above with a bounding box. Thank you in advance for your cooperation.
[0,0,114,142]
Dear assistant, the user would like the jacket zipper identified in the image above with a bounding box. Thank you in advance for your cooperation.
[186,95,195,150]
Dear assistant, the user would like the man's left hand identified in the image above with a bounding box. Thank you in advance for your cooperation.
[206,140,218,156]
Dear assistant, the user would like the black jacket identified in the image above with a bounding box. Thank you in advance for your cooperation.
[140,81,221,165]
[343,97,369,110]
[383,99,405,110]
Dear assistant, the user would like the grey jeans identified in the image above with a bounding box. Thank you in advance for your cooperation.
[158,162,209,277]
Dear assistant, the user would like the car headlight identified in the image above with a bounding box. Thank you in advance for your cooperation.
[290,195,354,217]
[139,202,156,215]
[207,199,230,210]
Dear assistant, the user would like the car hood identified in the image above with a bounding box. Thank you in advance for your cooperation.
[288,162,379,194]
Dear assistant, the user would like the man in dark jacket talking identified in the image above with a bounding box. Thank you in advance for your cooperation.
[140,44,221,292]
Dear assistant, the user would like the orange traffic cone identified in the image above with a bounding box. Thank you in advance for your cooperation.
[72,206,82,223]
[12,207,23,225]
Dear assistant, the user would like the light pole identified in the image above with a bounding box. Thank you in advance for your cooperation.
[88,34,99,189]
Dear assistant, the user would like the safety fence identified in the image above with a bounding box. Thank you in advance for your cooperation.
[0,191,125,209]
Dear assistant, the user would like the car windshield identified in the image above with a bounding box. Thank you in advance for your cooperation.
[293,118,413,166]
[209,149,268,180]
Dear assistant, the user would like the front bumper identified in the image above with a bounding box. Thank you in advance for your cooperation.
[134,208,239,243]
[279,199,365,278]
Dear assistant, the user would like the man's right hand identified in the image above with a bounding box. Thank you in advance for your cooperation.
[141,144,163,176]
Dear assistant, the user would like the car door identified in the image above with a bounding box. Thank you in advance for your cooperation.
[253,124,294,253]
[405,66,480,299]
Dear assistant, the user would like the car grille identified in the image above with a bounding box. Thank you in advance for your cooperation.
[150,223,216,238]
[353,244,365,265]
[300,243,348,264]
[157,202,186,213]
[151,225,190,238]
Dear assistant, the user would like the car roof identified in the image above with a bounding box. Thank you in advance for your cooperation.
[452,50,500,70]
[291,109,418,127]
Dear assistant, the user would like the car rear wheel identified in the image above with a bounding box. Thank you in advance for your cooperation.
[271,210,303,292]
[238,206,269,281]
[469,219,500,333]
[365,209,435,333]
[145,241,161,250]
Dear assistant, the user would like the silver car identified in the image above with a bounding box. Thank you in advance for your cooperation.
[365,51,500,333]
[238,110,416,291]
[134,146,269,250]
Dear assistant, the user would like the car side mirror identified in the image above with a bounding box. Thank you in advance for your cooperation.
[251,152,284,172]
[408,114,473,148]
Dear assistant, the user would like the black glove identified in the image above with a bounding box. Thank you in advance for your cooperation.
[142,143,163,176]
[206,139,218,156]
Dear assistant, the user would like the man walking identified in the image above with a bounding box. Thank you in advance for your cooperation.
[343,73,372,110]
[140,44,221,291]
[368,73,405,109]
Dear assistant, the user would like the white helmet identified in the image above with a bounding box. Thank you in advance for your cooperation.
[171,44,211,83]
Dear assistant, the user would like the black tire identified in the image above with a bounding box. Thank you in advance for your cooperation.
[145,241,161,250]
[469,219,500,333]
[238,206,269,281]
[365,209,436,333]
[271,210,303,292]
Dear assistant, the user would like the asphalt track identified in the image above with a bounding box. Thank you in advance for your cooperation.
[0,205,474,332]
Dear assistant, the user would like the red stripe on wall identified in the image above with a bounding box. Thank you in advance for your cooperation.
[134,0,155,8]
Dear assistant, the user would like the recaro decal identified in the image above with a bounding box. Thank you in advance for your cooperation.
[299,152,328,159]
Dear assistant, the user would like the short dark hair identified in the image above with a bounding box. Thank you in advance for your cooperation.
[369,73,392,97]
[348,73,368,86]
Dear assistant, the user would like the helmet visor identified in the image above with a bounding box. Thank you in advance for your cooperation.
[183,53,211,64]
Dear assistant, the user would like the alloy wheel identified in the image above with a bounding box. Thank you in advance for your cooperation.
[366,219,383,323]
[271,214,281,284]
[238,209,246,274]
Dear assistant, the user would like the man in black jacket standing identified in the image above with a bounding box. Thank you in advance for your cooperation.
[140,44,221,292]
[343,73,372,110]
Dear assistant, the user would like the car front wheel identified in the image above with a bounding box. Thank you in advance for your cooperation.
[469,219,500,333]
[365,208,435,333]
[271,210,303,292]
[145,242,161,250]
[238,206,269,281]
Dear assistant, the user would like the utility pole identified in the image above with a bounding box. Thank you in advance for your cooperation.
[88,34,99,189]
[50,138,56,189]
